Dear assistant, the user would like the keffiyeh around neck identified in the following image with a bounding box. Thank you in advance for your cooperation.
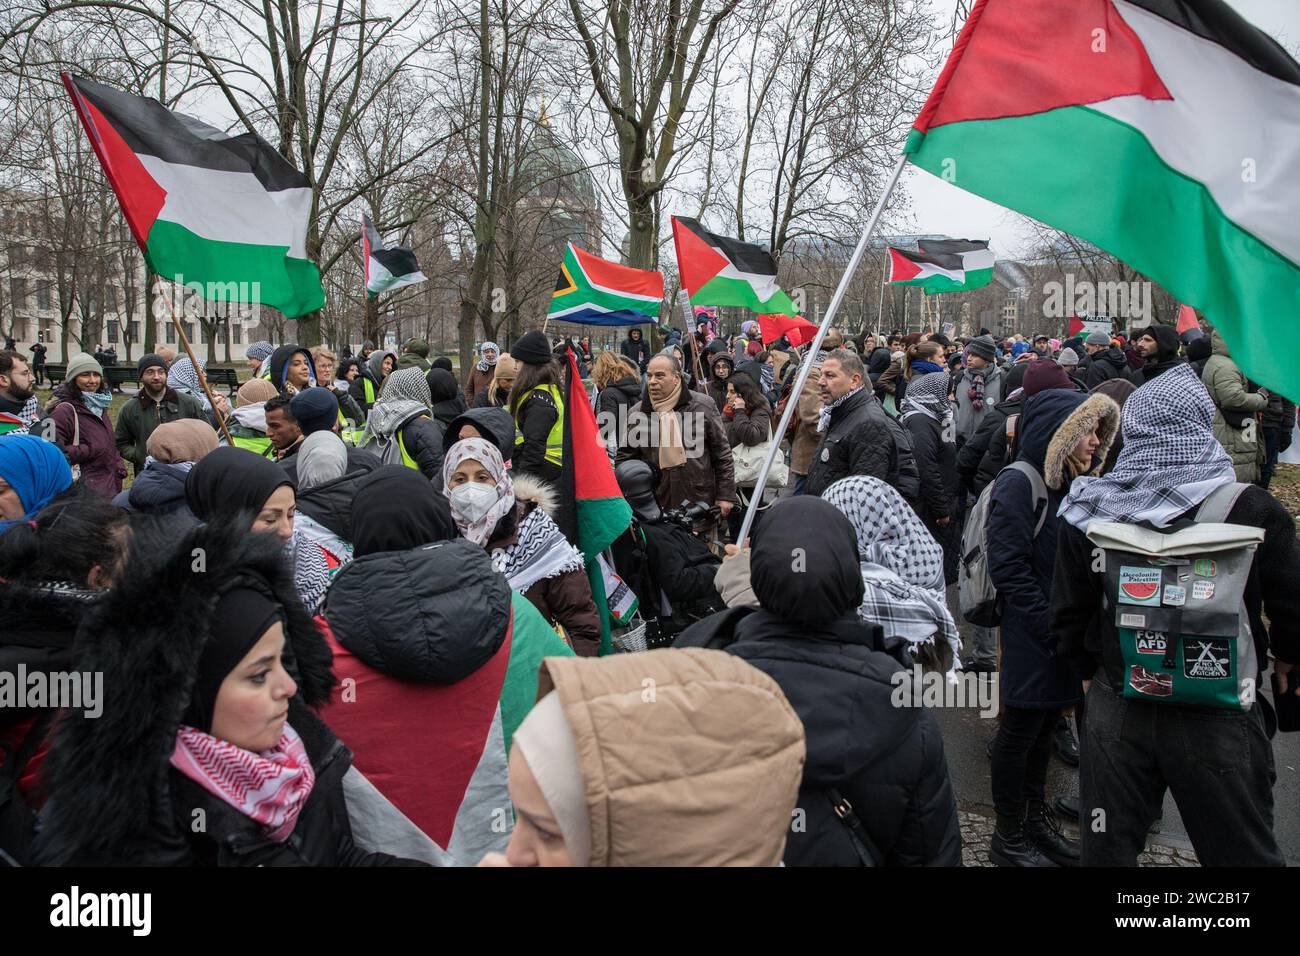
[1059,363,1235,533]
[817,385,862,433]
[821,476,962,680]
[491,506,584,593]
[901,371,951,423]
[476,341,500,373]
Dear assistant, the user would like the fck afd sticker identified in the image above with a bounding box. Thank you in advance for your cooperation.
[1135,630,1168,655]
[1184,638,1232,679]
[1118,566,1163,606]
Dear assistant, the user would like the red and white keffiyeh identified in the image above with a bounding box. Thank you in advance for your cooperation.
[171,722,316,842]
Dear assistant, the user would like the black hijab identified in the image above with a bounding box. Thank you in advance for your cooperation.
[185,446,295,523]
[749,496,864,625]
[183,583,284,733]
[350,465,457,557]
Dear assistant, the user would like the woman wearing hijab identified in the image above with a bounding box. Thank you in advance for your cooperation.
[111,418,219,519]
[821,475,963,680]
[34,520,417,866]
[899,370,959,583]
[319,466,571,864]
[478,649,805,867]
[675,497,960,866]
[442,438,601,656]
[266,344,319,399]
[985,389,1119,868]
[185,446,338,612]
[47,353,127,499]
[425,367,468,433]
[473,353,518,409]
[0,433,74,527]
[360,367,444,483]
[349,348,397,415]
[465,341,500,404]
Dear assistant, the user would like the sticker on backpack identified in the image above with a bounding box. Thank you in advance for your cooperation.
[1128,665,1173,698]
[1134,630,1167,655]
[1184,638,1232,680]
[1118,566,1162,606]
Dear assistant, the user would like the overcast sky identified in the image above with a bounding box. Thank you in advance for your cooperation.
[905,0,1300,258]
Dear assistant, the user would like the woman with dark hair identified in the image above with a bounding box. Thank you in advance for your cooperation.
[723,370,773,544]
[705,353,735,414]
[47,353,127,499]
[506,331,565,484]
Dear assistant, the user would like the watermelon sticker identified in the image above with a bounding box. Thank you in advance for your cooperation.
[1118,566,1163,606]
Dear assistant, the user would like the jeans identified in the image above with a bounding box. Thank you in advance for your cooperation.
[1259,426,1281,490]
[966,625,997,667]
[1080,677,1283,866]
[990,706,1056,830]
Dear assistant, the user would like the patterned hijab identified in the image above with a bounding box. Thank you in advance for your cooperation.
[167,357,210,410]
[441,438,516,546]
[821,475,961,680]
[379,366,432,408]
[1059,363,1235,533]
[901,370,952,423]
[477,341,500,373]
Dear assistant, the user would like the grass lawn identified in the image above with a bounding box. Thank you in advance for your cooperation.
[1269,462,1300,527]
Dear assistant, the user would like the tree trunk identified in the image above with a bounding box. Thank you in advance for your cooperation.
[362,295,380,346]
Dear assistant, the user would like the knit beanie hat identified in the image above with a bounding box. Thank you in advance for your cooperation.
[511,329,554,366]
[289,386,340,436]
[494,354,521,381]
[65,353,103,381]
[1022,359,1074,397]
[1085,331,1112,347]
[145,419,220,464]
[966,335,997,362]
[235,378,279,408]
[137,353,167,378]
[1057,347,1080,367]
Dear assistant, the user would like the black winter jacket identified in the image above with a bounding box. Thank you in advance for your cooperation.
[597,375,642,423]
[957,393,1020,494]
[1084,347,1133,389]
[296,456,381,540]
[677,607,961,866]
[443,406,517,460]
[280,446,380,489]
[621,333,650,373]
[866,346,893,383]
[903,411,957,523]
[513,388,561,483]
[803,388,898,498]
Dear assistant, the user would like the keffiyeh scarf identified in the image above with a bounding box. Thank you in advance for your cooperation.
[964,364,988,411]
[167,358,211,411]
[817,385,863,433]
[821,476,962,681]
[901,371,952,424]
[1059,363,1235,533]
[286,531,335,612]
[476,341,500,373]
[171,723,315,842]
[491,506,585,593]
[441,437,517,546]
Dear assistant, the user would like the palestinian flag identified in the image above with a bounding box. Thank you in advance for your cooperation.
[363,213,426,296]
[887,239,994,293]
[758,312,821,348]
[62,73,324,317]
[549,242,664,325]
[558,346,633,655]
[672,217,798,316]
[905,0,1300,399]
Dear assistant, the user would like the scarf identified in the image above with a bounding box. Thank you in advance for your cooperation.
[476,341,500,373]
[820,476,961,680]
[910,359,944,376]
[287,530,335,612]
[491,505,585,593]
[81,389,113,419]
[1058,364,1235,533]
[441,437,517,546]
[964,364,988,411]
[167,358,212,411]
[649,379,687,469]
[817,385,862,433]
[900,371,951,424]
[171,723,315,842]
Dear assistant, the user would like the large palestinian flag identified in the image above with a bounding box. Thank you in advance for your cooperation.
[672,217,798,316]
[905,0,1300,399]
[549,242,664,325]
[888,238,994,293]
[62,73,325,317]
[363,213,426,296]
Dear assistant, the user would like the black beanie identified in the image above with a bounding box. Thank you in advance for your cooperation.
[510,329,553,366]
[289,387,339,436]
[137,353,167,379]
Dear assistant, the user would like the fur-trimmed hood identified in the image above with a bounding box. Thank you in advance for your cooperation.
[35,518,336,865]
[1043,392,1121,489]
[511,473,557,516]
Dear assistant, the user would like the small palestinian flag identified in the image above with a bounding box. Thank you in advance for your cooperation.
[672,217,798,316]
[549,242,663,326]
[905,0,1300,399]
[62,73,324,317]
[363,213,427,297]
[558,346,633,655]
[887,239,994,293]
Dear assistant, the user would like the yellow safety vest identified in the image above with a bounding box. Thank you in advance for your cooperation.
[513,384,564,468]
[231,433,273,457]
[363,378,376,405]
[397,426,419,469]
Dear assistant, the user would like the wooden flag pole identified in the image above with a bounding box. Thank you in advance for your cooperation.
[156,276,234,445]
[735,153,909,548]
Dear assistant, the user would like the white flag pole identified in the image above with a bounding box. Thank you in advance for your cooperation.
[736,152,909,548]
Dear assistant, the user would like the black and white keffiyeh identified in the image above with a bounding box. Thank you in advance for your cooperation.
[491,506,584,593]
[1059,363,1235,533]
[286,530,335,613]
[900,370,952,423]
[821,475,962,681]
[167,357,211,411]
[817,384,864,433]
[476,341,500,373]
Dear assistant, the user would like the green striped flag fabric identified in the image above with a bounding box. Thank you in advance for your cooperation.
[888,239,994,293]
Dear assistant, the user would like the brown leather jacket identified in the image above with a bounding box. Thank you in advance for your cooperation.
[616,386,738,510]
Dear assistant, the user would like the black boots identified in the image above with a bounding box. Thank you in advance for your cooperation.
[990,822,1060,867]
[1024,800,1080,867]
[1054,714,1079,766]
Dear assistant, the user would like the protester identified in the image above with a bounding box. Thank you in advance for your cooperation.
[478,648,805,867]
[310,346,366,427]
[397,338,431,372]
[165,356,229,423]
[0,433,73,528]
[1003,349,1038,394]
[114,353,208,475]
[425,368,467,434]
[442,406,517,464]
[722,370,773,539]
[0,350,37,435]
[1259,386,1295,490]
[507,331,566,484]
[704,352,734,414]
[47,353,126,499]
[1133,325,1183,382]
[1057,347,1085,389]
[320,465,572,864]
[1185,334,1212,376]
[619,327,650,376]
[1053,363,1300,866]
[267,344,318,398]
[290,387,340,439]
[228,379,279,456]
[803,349,901,499]
[677,497,960,866]
[265,396,304,463]
[26,341,47,388]
[245,340,274,377]
[442,437,600,656]
[361,367,444,482]
[112,419,219,520]
[474,353,518,408]
[953,334,1004,449]
[350,348,397,415]
[34,519,418,866]
[1083,331,1132,388]
[295,430,350,492]
[987,389,1119,867]
[1203,328,1268,482]
[900,370,958,582]
[593,351,641,445]
[465,341,500,403]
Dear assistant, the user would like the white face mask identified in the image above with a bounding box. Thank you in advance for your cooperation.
[450,481,501,525]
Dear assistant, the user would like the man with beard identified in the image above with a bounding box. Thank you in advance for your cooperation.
[113,353,209,475]
[1132,324,1184,382]
[0,350,37,435]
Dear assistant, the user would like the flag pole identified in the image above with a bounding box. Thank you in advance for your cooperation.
[735,152,909,548]
[156,276,234,445]
[877,257,887,335]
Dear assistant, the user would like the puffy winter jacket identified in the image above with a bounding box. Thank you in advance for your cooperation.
[596,375,642,428]
[803,388,897,498]
[111,461,198,521]
[903,410,957,523]
[48,385,126,498]
[1203,330,1267,482]
[1083,346,1133,389]
[295,455,381,540]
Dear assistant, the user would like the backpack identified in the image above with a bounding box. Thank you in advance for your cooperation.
[958,461,1048,626]
[362,412,426,469]
[1085,483,1262,711]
